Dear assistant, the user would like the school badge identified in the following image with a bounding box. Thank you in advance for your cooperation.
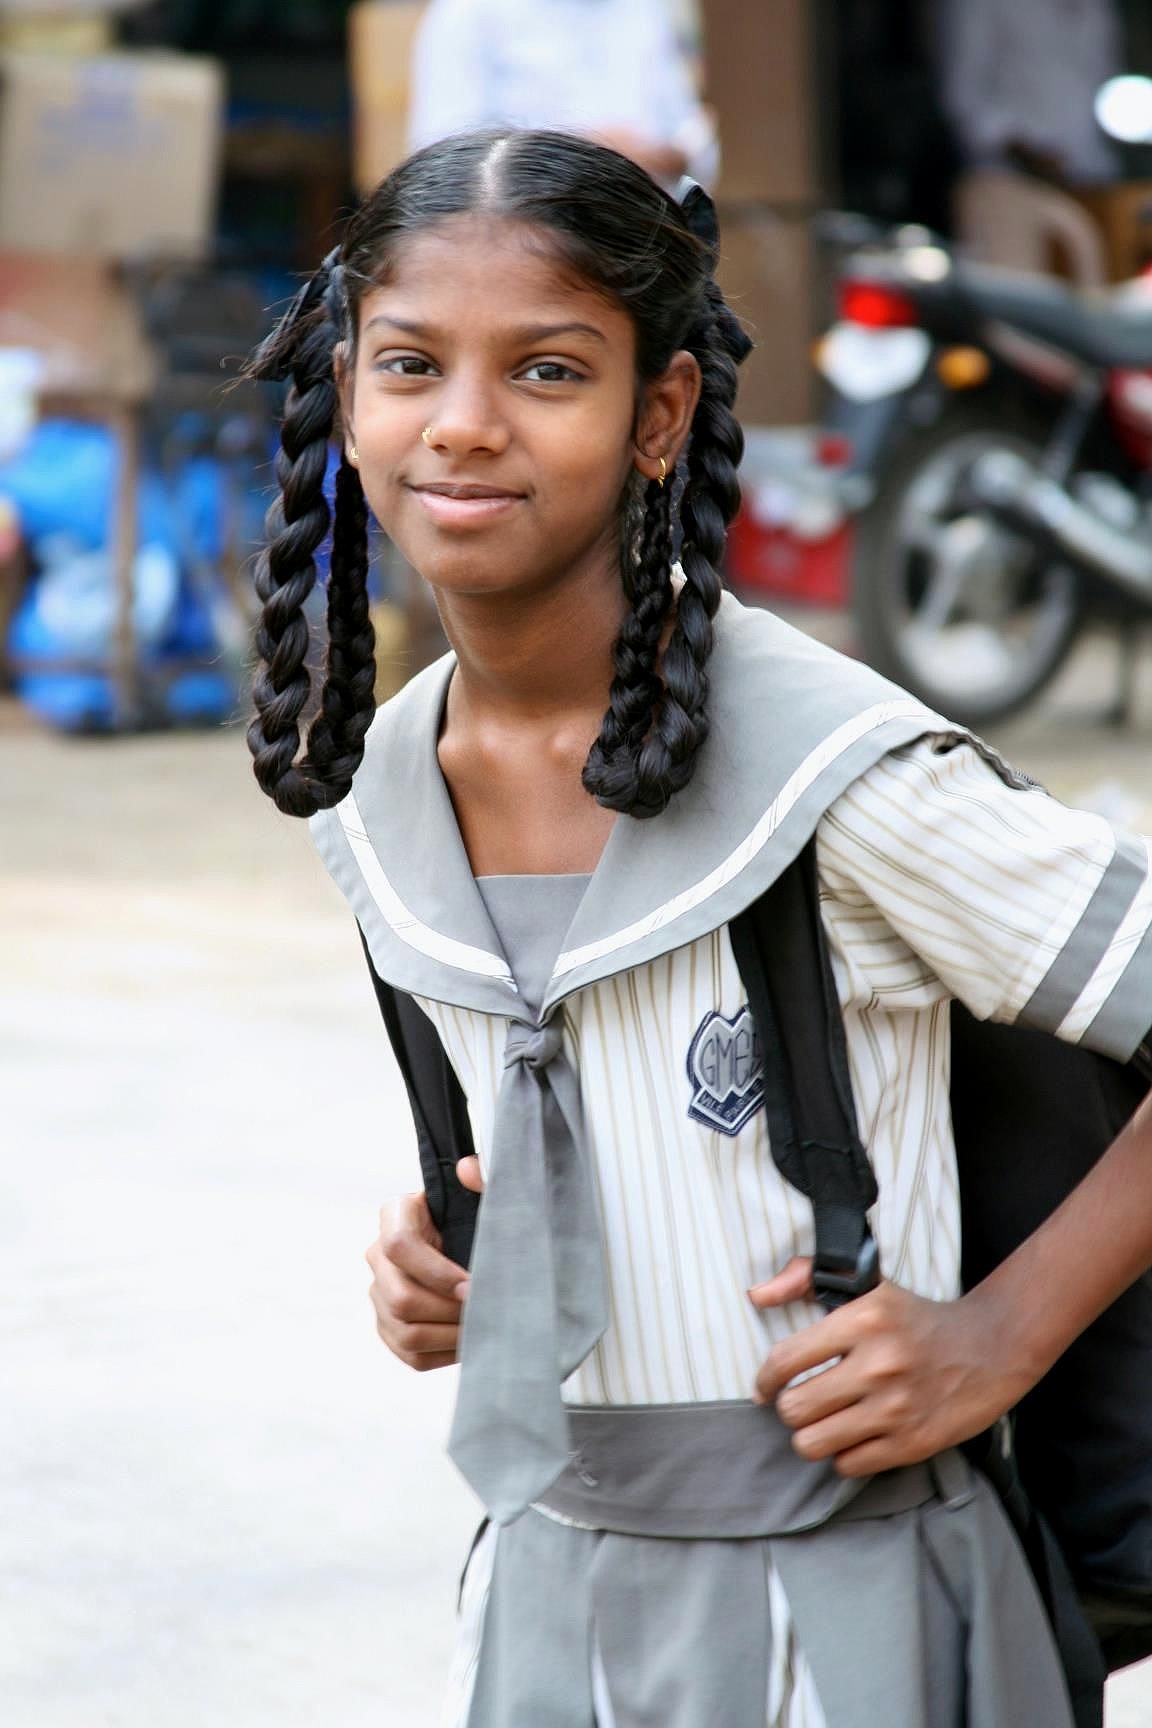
[686,1006,764,1136]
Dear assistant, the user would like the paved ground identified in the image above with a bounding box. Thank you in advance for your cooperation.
[4,625,1151,1727]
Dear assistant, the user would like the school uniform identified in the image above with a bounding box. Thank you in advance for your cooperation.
[311,594,1152,1727]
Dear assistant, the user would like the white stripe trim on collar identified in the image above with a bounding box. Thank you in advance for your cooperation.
[552,699,938,980]
[339,792,517,988]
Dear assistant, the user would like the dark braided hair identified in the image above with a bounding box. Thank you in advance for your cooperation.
[634,279,748,813]
[247,257,376,814]
[247,130,751,818]
[586,235,750,816]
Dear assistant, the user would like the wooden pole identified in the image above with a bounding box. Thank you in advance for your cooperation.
[108,399,141,728]
[698,0,826,424]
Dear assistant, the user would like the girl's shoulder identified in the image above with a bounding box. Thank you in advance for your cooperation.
[817,732,1152,1065]
[711,593,947,771]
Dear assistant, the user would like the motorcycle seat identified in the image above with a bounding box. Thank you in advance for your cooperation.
[954,266,1152,370]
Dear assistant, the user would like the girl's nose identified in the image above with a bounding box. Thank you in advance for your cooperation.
[424,374,511,459]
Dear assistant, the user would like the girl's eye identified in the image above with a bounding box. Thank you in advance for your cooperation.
[377,354,438,377]
[519,361,583,384]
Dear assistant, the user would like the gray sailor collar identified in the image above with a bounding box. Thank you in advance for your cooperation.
[310,593,953,1022]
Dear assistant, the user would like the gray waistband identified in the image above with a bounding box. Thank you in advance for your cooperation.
[536,1402,971,1539]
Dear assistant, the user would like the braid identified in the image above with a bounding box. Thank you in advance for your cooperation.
[246,260,376,818]
[584,288,747,819]
[582,478,675,813]
[654,289,745,791]
[304,457,377,787]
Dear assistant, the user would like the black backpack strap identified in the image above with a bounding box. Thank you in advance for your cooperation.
[729,839,880,1310]
[357,927,480,1268]
[1135,1034,1152,1086]
[730,844,1113,1723]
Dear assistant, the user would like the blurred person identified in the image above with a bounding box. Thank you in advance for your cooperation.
[938,0,1120,186]
[937,0,1121,283]
[244,130,1152,1726]
[406,0,717,187]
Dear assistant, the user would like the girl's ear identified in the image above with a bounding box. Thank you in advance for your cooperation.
[633,350,701,483]
[334,340,357,463]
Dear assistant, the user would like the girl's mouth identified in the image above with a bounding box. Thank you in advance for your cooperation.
[409,482,526,528]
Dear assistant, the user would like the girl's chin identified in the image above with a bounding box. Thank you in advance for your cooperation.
[410,554,540,598]
[400,538,560,599]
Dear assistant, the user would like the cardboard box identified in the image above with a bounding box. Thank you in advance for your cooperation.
[0,2,147,12]
[348,0,426,193]
[716,206,816,425]
[0,253,154,398]
[700,0,823,204]
[1072,181,1152,284]
[0,17,112,51]
[0,1,139,49]
[957,169,1107,286]
[0,51,223,259]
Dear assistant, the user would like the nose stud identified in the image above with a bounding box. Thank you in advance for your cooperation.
[422,425,435,448]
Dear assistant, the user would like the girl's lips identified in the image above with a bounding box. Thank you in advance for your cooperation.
[410,485,525,528]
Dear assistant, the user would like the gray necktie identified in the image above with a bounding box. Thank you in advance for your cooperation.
[447,1013,608,1524]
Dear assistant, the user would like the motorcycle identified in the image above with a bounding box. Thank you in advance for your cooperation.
[817,218,1152,726]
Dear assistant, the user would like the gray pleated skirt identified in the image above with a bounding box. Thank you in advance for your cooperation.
[441,1404,1075,1728]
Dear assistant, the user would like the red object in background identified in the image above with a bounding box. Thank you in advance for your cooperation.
[1105,267,1152,468]
[727,505,853,608]
[838,281,919,328]
[1107,368,1152,470]
[814,431,854,468]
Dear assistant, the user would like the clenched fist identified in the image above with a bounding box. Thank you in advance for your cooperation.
[364,1158,483,1371]
[748,1257,1029,1477]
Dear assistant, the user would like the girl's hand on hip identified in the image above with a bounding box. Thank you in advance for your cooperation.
[365,1174,479,1371]
[748,1259,1031,1477]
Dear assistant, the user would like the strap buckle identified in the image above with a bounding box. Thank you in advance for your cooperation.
[812,1234,881,1307]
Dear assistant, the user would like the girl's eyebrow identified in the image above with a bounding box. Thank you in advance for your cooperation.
[363,315,606,344]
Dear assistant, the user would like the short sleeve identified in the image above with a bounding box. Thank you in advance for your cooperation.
[816,736,1152,1065]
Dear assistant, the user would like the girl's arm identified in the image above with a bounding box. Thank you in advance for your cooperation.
[752,1086,1152,1475]
[750,731,1152,1475]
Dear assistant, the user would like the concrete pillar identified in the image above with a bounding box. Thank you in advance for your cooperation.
[700,0,827,423]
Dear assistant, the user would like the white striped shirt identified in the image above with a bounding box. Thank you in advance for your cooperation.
[417,734,1152,1408]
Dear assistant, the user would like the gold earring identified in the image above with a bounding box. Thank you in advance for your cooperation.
[422,425,435,448]
[348,444,358,463]
[657,456,667,488]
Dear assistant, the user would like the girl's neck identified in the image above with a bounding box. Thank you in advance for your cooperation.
[432,545,624,877]
[435,551,624,724]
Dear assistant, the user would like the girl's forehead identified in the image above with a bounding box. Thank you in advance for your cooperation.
[357,214,631,341]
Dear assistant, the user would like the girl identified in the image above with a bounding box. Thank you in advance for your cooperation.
[246,130,1152,1727]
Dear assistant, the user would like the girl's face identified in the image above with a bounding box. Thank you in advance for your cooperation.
[341,215,697,603]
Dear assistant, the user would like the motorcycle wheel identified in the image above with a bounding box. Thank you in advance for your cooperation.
[852,406,1084,728]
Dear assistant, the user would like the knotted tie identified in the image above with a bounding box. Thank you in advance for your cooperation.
[447,1013,608,1524]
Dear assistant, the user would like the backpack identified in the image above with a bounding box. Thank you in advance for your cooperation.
[728,841,1152,1722]
[361,844,1152,1709]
